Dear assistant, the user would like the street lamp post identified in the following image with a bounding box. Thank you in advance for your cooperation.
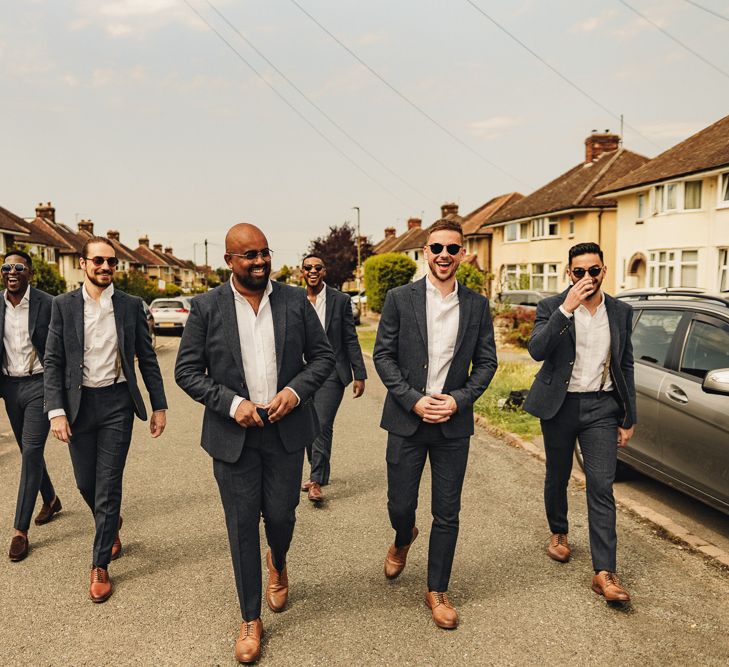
[352,206,361,297]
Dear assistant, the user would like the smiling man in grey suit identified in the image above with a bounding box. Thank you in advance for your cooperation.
[44,237,167,603]
[373,218,497,629]
[300,253,366,503]
[524,242,636,604]
[175,223,334,664]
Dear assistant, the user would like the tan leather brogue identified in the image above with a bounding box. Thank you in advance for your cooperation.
[235,619,263,664]
[307,482,324,503]
[425,591,459,629]
[301,480,313,492]
[265,550,289,613]
[592,571,631,603]
[384,526,418,579]
[111,516,123,561]
[89,566,113,603]
[547,533,571,562]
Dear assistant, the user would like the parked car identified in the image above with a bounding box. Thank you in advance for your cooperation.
[496,290,558,308]
[142,301,156,348]
[350,297,361,325]
[150,297,191,335]
[575,289,729,515]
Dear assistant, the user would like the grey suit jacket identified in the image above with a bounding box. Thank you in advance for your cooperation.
[43,287,167,423]
[373,277,498,439]
[523,289,637,428]
[0,287,53,387]
[174,281,335,463]
[323,285,367,386]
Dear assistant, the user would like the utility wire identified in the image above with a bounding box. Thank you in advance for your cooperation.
[464,0,663,150]
[204,0,437,205]
[618,0,729,80]
[181,0,414,209]
[681,0,729,25]
[286,0,530,188]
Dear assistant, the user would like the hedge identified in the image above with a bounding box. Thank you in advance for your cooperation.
[363,253,417,313]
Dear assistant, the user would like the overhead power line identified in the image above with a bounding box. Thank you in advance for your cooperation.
[204,0,437,205]
[463,0,663,150]
[618,0,729,80]
[286,0,530,188]
[181,0,414,209]
[681,0,729,25]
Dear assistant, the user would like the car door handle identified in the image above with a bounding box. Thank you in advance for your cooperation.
[665,385,688,404]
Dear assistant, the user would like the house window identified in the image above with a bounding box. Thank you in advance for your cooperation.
[665,183,678,210]
[649,249,699,287]
[531,217,559,239]
[680,250,698,287]
[719,249,729,292]
[531,263,559,291]
[568,215,575,235]
[505,222,528,242]
[684,181,702,209]
[720,173,729,205]
[649,250,675,287]
[637,193,646,219]
[654,185,664,213]
[504,264,529,289]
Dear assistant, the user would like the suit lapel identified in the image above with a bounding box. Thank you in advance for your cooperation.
[216,285,245,378]
[410,278,428,350]
[28,287,40,339]
[324,286,334,333]
[269,282,286,377]
[452,284,473,357]
[111,290,125,353]
[71,290,84,349]
[556,288,576,345]
[604,294,620,358]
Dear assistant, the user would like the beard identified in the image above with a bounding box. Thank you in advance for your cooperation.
[236,264,270,290]
[87,271,114,288]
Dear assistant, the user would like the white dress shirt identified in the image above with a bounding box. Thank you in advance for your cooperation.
[310,284,327,329]
[425,277,460,395]
[560,294,613,392]
[2,287,44,376]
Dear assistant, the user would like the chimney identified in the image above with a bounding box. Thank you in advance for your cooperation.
[36,201,56,222]
[153,243,163,253]
[441,202,459,218]
[107,230,120,242]
[407,217,422,230]
[384,227,396,238]
[164,247,173,255]
[78,219,94,235]
[585,130,620,163]
[139,235,150,247]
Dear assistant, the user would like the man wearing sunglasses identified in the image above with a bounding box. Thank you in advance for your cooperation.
[300,254,366,503]
[373,219,497,629]
[44,237,167,603]
[0,251,62,562]
[175,224,334,663]
[524,242,636,604]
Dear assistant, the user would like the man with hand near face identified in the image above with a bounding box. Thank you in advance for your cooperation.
[175,224,334,664]
[373,219,497,629]
[300,254,367,503]
[524,242,637,604]
[44,237,167,603]
[1,251,61,562]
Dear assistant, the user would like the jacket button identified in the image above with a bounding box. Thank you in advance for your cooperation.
[423,364,428,369]
[569,361,574,366]
[565,380,569,385]
[78,385,82,390]
[421,387,426,392]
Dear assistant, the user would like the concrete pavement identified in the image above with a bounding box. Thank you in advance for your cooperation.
[1,337,728,666]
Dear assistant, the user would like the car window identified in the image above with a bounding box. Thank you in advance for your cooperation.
[631,309,683,367]
[680,318,729,380]
[152,300,184,309]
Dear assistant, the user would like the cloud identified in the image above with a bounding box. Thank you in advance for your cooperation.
[467,116,523,139]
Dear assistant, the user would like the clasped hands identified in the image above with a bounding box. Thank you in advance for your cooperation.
[234,387,298,428]
[413,394,457,424]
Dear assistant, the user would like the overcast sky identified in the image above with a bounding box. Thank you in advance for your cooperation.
[2,0,728,268]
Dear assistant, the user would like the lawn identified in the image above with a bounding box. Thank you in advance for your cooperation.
[357,327,377,355]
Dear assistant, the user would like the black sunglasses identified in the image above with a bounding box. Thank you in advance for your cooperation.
[302,263,324,272]
[84,256,119,268]
[1,263,28,274]
[571,266,602,279]
[227,249,273,261]
[428,243,462,256]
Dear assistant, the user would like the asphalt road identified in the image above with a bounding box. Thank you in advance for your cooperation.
[1,337,728,666]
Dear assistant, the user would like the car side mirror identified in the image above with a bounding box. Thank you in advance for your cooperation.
[702,368,729,396]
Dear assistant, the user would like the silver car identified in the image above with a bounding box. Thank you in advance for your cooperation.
[579,289,729,515]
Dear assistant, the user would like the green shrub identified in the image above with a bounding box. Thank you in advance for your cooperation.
[30,255,66,295]
[363,253,417,313]
[114,270,160,303]
[456,263,485,292]
[165,283,184,297]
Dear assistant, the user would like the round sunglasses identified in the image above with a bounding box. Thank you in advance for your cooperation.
[427,243,462,256]
[1,263,28,274]
[84,256,119,268]
[571,266,603,279]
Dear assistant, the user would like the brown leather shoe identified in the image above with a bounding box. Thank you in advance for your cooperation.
[235,619,263,664]
[307,482,324,503]
[9,535,29,562]
[547,533,571,562]
[34,496,62,525]
[592,571,631,603]
[265,550,289,612]
[384,526,418,579]
[111,516,123,561]
[301,480,313,492]
[89,566,113,603]
[425,591,459,629]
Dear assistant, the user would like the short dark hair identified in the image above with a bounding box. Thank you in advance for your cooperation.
[81,236,116,258]
[428,219,464,241]
[4,249,33,268]
[568,242,603,266]
[301,253,325,268]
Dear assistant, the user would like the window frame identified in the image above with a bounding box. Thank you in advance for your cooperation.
[683,180,703,211]
[718,172,729,208]
[648,248,700,288]
[505,222,529,243]
[676,313,729,383]
[631,307,689,371]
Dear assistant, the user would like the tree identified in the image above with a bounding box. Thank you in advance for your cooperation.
[363,253,417,313]
[31,255,66,295]
[306,223,373,289]
[456,263,485,293]
[114,269,160,303]
[276,265,292,283]
[215,267,231,284]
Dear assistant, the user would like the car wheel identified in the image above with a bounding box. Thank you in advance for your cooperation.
[574,442,631,481]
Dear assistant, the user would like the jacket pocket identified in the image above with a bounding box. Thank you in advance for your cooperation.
[537,372,552,385]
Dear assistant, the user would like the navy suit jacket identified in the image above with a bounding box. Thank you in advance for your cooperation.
[322,285,367,386]
[523,289,637,429]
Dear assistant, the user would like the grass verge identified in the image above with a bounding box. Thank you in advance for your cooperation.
[357,328,377,355]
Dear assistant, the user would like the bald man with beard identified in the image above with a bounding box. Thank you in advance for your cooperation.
[175,223,334,664]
